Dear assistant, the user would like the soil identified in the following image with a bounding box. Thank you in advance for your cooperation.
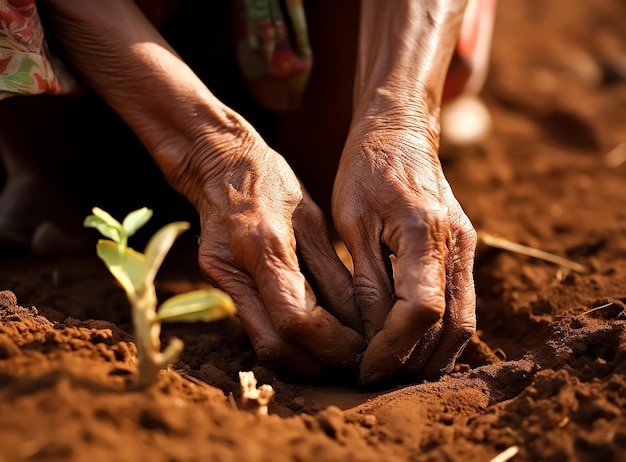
[2,0,626,461]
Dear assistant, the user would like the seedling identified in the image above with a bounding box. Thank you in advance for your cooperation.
[84,207,236,389]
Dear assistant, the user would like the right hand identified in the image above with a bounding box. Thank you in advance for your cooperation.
[182,132,365,377]
[332,123,477,384]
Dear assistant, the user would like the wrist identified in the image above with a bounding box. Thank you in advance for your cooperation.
[352,83,440,137]
[343,121,441,176]
[349,83,441,163]
[353,0,467,127]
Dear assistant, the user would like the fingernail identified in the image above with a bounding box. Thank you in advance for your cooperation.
[359,350,398,385]
[359,369,385,385]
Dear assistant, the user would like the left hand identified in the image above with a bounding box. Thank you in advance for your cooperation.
[332,119,477,384]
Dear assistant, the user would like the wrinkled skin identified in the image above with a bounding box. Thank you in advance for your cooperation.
[335,120,476,383]
[191,133,366,376]
[35,0,477,383]
[335,1,478,383]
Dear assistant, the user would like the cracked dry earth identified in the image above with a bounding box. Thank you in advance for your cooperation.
[2,0,626,460]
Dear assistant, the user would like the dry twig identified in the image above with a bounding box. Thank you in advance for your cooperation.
[576,301,615,318]
[490,445,519,462]
[478,232,587,273]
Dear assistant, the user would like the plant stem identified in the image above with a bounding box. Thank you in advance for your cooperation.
[129,286,183,389]
[117,235,128,255]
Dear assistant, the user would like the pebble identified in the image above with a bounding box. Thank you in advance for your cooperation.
[440,95,492,146]
[360,414,377,428]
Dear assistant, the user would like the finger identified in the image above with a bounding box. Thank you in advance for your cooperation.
[242,223,366,369]
[419,223,477,379]
[293,200,363,333]
[359,208,450,384]
[397,318,445,377]
[233,281,332,379]
[198,250,329,379]
[338,216,395,341]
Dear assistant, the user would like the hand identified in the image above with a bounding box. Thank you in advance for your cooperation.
[332,120,477,384]
[186,132,365,377]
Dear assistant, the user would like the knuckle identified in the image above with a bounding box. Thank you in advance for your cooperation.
[272,311,308,340]
[457,217,478,250]
[230,220,296,271]
[423,208,451,245]
[197,249,252,293]
[456,320,477,342]
[249,222,293,252]
[417,202,450,231]
[198,252,231,283]
[449,221,478,270]
[354,286,382,311]
[387,203,451,252]
[354,275,392,310]
[229,215,286,246]
[253,337,283,362]
[407,293,446,326]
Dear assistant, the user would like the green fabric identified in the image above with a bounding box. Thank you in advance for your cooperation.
[235,0,313,111]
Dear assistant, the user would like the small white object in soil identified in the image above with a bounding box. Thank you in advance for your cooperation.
[239,371,275,416]
[440,95,492,145]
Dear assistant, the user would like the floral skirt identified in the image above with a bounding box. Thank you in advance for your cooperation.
[0,0,70,99]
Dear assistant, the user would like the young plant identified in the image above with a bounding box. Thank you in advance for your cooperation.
[84,207,236,389]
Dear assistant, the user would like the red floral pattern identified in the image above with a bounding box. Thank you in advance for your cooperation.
[0,0,69,99]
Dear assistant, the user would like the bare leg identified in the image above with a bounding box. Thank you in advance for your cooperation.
[0,0,183,256]
[0,95,88,255]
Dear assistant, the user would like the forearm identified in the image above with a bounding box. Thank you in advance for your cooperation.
[354,0,467,127]
[41,0,255,201]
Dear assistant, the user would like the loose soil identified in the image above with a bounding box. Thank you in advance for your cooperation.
[2,1,626,461]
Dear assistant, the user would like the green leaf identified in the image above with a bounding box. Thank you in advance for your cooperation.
[142,221,190,288]
[122,207,153,238]
[96,239,147,295]
[84,215,122,243]
[157,288,236,323]
[91,207,122,229]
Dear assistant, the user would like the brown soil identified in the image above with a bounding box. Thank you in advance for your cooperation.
[2,1,626,460]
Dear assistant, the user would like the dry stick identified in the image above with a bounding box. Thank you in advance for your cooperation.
[179,371,215,390]
[228,393,238,410]
[477,232,588,273]
[605,143,626,168]
[576,301,615,318]
[490,446,520,462]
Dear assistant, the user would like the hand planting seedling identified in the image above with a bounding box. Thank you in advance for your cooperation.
[84,207,236,389]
